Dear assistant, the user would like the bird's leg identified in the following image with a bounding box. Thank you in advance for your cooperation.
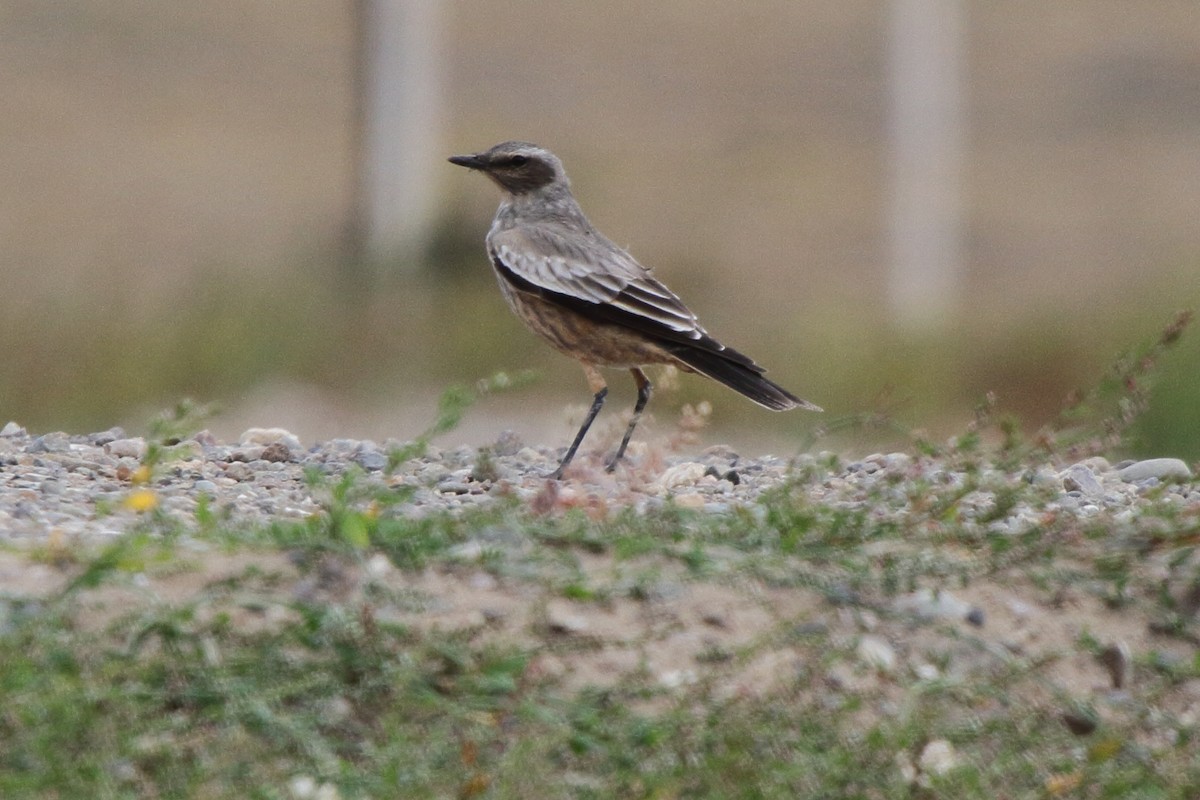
[549,365,608,480]
[606,368,652,472]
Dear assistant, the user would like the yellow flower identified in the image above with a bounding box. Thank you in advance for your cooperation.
[124,489,159,513]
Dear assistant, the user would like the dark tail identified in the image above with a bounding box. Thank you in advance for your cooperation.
[665,343,823,412]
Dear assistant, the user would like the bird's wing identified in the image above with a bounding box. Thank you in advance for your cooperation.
[488,224,709,341]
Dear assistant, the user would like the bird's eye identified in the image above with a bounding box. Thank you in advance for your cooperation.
[508,155,529,167]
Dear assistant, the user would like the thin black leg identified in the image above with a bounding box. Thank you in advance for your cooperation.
[549,387,607,479]
[606,369,652,472]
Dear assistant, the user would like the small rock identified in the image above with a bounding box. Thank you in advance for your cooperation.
[493,430,523,457]
[546,603,589,635]
[894,588,973,621]
[366,553,392,579]
[659,669,698,689]
[651,462,707,492]
[191,429,220,447]
[1117,458,1192,483]
[89,427,124,445]
[1061,464,1104,496]
[239,427,302,451]
[514,447,545,464]
[914,662,940,681]
[229,446,265,463]
[857,634,897,672]
[355,448,387,472]
[918,739,958,777]
[261,442,293,463]
[323,695,353,725]
[965,607,986,627]
[193,479,218,494]
[224,462,253,482]
[1098,642,1132,689]
[0,421,25,437]
[1006,598,1034,619]
[1061,708,1098,736]
[28,433,70,453]
[417,463,450,483]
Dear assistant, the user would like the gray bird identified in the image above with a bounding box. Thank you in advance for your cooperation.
[449,141,821,479]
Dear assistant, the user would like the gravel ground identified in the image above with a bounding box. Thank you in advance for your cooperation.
[4,420,1200,787]
[0,420,1196,543]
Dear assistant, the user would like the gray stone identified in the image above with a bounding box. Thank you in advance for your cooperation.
[224,463,253,482]
[1118,458,1192,483]
[1061,464,1104,496]
[107,438,147,459]
[894,588,973,621]
[28,434,70,453]
[355,448,387,472]
[0,422,25,438]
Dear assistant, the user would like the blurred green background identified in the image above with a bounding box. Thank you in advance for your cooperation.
[2,1,1197,459]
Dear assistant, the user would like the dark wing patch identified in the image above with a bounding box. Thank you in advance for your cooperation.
[491,252,764,373]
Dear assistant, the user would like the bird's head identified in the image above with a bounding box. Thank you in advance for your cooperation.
[448,141,566,195]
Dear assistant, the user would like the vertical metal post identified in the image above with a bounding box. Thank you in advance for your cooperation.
[886,0,966,326]
[347,0,442,269]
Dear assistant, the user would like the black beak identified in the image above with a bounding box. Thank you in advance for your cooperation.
[448,153,486,170]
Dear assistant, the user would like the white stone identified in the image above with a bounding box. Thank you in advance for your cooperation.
[107,437,147,459]
[857,634,897,671]
[893,588,972,621]
[651,462,708,493]
[239,427,302,451]
[918,739,958,776]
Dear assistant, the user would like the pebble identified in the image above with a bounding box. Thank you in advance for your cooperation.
[355,448,387,472]
[1061,463,1104,497]
[918,740,958,777]
[857,634,897,672]
[1117,458,1192,483]
[545,602,589,635]
[1098,642,1132,689]
[240,427,303,451]
[893,589,973,622]
[651,462,707,493]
